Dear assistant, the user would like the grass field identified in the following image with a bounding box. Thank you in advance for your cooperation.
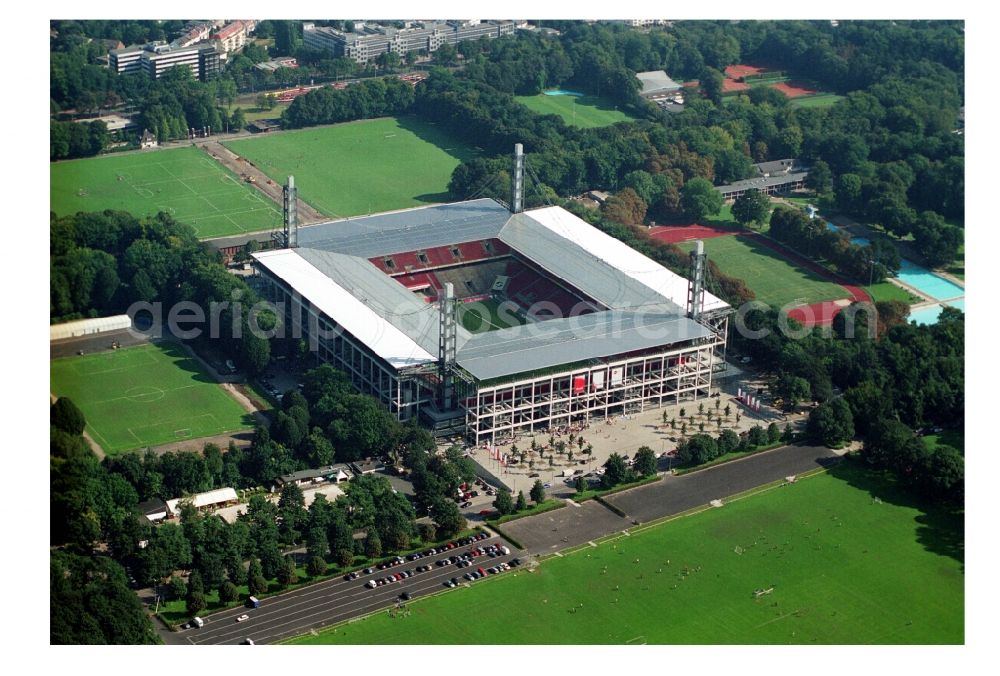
[458,298,527,332]
[50,146,282,239]
[223,116,474,218]
[290,462,963,644]
[50,342,254,455]
[865,281,921,304]
[515,91,635,128]
[678,235,847,307]
[790,93,845,109]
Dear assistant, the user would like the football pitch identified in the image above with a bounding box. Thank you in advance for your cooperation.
[50,146,282,239]
[458,298,527,332]
[678,235,847,308]
[223,117,474,218]
[50,342,254,455]
[515,91,635,128]
[290,463,963,644]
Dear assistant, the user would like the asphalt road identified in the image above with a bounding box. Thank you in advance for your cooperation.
[180,535,521,645]
[502,444,841,555]
[606,443,841,524]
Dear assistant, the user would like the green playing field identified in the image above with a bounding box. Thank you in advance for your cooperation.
[458,298,527,332]
[223,116,475,219]
[678,235,848,308]
[289,462,963,644]
[515,91,635,128]
[50,342,254,455]
[50,146,282,239]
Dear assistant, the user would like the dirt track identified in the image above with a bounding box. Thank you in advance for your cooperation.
[200,141,327,225]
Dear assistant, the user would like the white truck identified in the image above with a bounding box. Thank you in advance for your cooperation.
[191,616,205,628]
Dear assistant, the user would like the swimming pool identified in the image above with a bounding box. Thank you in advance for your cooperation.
[897,259,965,301]
[909,304,947,326]
[850,236,871,247]
[825,221,839,233]
[544,89,585,97]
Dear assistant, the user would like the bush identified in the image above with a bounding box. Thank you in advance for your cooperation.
[306,555,327,578]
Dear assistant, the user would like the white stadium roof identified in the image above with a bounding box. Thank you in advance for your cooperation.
[252,200,731,381]
[252,249,437,369]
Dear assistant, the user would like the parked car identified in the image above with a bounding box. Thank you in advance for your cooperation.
[461,501,472,508]
[478,509,492,516]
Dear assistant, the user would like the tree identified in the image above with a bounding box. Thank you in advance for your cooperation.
[247,558,268,596]
[767,422,782,444]
[530,479,545,505]
[633,446,657,477]
[218,580,239,603]
[256,93,277,111]
[681,177,723,221]
[51,397,86,435]
[603,188,648,226]
[276,556,298,587]
[515,491,528,512]
[732,189,771,228]
[364,531,382,559]
[806,160,832,194]
[493,489,514,516]
[307,555,327,578]
[808,398,855,447]
[186,590,206,616]
[782,423,795,443]
[157,575,183,601]
[701,66,725,105]
[747,425,769,447]
[435,42,457,66]
[431,497,466,538]
[676,434,718,465]
[602,453,631,488]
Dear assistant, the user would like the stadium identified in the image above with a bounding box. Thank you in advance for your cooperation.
[252,147,732,446]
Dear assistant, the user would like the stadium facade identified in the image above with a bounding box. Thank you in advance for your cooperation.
[252,153,731,446]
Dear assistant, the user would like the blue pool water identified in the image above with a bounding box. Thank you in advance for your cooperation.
[825,221,839,233]
[544,89,585,97]
[850,236,871,246]
[909,304,946,326]
[897,259,965,301]
[948,298,965,312]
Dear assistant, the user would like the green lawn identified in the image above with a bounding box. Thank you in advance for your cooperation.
[458,298,527,332]
[790,93,845,109]
[515,91,635,128]
[865,281,921,304]
[50,146,282,239]
[924,429,964,453]
[290,462,963,644]
[678,235,848,307]
[223,116,474,219]
[50,342,254,455]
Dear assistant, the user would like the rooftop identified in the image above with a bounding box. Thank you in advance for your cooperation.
[635,70,683,96]
[253,200,729,381]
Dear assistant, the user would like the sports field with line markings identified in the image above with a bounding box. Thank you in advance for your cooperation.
[223,116,474,219]
[290,463,963,644]
[50,146,282,239]
[50,342,254,455]
[515,91,636,128]
[458,298,527,332]
[678,235,847,308]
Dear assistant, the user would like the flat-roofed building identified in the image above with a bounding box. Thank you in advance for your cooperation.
[304,20,515,63]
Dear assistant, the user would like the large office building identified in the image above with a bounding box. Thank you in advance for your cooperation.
[252,148,731,446]
[109,41,221,80]
[303,20,515,63]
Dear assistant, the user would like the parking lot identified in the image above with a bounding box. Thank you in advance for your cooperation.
[500,500,631,555]
[180,533,522,645]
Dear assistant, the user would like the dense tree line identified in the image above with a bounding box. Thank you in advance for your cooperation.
[428,21,962,267]
[280,77,415,128]
[676,423,786,466]
[50,119,109,160]
[730,304,963,502]
[769,205,900,283]
[50,210,272,373]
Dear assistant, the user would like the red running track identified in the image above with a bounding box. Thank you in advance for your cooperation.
[743,233,872,327]
[648,224,739,244]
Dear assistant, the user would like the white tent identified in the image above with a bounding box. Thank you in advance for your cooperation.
[50,315,131,341]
